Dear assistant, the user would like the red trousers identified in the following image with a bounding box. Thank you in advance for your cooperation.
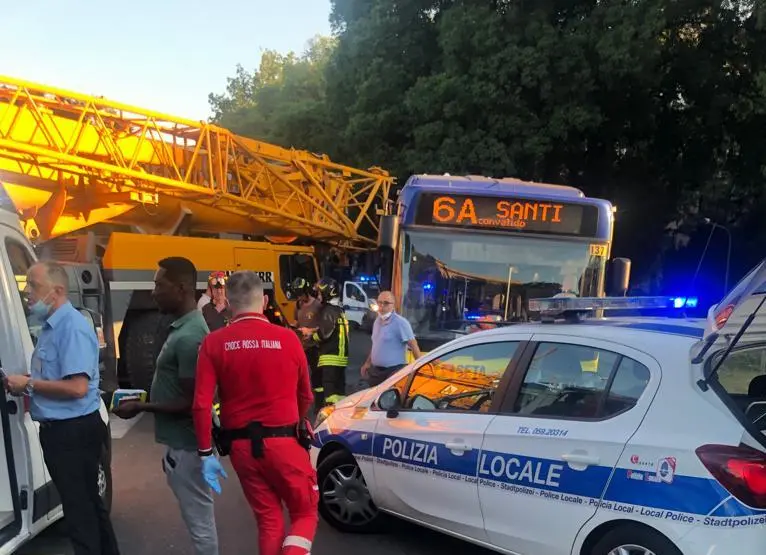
[230,437,319,555]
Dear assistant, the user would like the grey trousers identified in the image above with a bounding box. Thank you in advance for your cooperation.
[163,447,219,555]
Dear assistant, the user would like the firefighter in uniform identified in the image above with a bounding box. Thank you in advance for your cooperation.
[201,271,232,332]
[192,271,317,555]
[290,277,323,410]
[301,277,348,406]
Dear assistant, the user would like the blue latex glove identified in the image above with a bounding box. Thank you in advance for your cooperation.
[201,456,228,494]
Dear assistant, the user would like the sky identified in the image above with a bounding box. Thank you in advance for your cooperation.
[0,0,332,121]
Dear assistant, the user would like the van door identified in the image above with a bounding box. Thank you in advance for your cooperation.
[343,282,367,326]
[0,231,35,549]
[2,235,59,525]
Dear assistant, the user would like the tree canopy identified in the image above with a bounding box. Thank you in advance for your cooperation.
[209,0,766,296]
[208,35,337,154]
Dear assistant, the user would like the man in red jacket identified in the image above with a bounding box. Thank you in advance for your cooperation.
[191,271,317,555]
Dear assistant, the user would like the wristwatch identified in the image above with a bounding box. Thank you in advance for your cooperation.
[24,378,34,396]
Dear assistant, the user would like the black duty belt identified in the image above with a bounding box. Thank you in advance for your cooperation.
[216,422,298,459]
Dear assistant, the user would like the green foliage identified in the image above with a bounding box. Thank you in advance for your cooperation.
[208,35,337,154]
[210,0,766,285]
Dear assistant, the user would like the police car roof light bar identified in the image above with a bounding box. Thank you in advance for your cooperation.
[529,295,699,322]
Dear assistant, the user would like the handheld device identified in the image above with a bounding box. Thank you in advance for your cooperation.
[110,388,148,411]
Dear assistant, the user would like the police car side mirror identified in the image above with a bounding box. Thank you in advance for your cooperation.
[378,389,401,418]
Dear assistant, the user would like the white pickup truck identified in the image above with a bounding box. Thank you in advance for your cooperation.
[0,200,113,553]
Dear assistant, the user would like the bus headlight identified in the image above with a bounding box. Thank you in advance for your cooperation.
[369,301,379,312]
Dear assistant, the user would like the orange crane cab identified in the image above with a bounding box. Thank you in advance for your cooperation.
[0,76,394,392]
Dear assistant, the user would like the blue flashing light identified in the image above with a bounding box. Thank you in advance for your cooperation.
[530,295,702,321]
[423,282,434,291]
[671,296,699,309]
[464,312,503,322]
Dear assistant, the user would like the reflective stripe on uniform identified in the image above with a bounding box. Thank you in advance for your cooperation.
[338,316,348,360]
[325,394,346,404]
[318,355,348,367]
[313,387,324,393]
[283,535,312,550]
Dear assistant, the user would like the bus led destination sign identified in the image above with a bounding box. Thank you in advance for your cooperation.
[414,193,600,237]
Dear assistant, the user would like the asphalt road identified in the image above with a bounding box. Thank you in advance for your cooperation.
[17,330,494,555]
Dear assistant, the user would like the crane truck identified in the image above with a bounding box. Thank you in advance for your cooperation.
[0,75,394,394]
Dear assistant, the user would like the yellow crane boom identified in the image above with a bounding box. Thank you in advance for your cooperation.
[0,75,394,247]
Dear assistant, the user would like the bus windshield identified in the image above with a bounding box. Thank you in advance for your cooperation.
[400,229,606,338]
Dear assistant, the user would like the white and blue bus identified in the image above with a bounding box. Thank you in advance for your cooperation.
[378,174,620,351]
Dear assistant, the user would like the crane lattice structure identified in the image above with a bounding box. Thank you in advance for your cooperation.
[0,75,393,247]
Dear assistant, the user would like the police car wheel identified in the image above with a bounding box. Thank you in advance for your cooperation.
[317,450,383,533]
[590,524,681,555]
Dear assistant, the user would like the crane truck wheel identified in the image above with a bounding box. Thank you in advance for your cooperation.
[122,310,170,392]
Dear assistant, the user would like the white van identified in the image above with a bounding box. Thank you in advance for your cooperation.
[0,202,112,553]
[342,279,380,330]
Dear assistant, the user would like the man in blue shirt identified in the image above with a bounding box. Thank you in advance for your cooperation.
[361,291,422,386]
[5,261,120,555]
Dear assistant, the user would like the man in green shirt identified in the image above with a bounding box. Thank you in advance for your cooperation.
[114,257,219,555]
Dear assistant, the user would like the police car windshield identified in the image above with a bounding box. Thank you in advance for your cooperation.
[400,229,606,338]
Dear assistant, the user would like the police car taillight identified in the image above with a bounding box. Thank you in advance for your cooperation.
[714,303,735,330]
[696,444,766,508]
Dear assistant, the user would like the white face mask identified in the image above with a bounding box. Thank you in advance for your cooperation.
[380,311,393,320]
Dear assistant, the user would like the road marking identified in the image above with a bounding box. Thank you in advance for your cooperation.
[109,413,144,439]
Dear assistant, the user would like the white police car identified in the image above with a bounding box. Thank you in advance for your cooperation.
[310,265,766,555]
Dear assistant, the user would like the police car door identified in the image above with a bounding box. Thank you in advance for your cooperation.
[372,338,523,541]
[478,335,658,555]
